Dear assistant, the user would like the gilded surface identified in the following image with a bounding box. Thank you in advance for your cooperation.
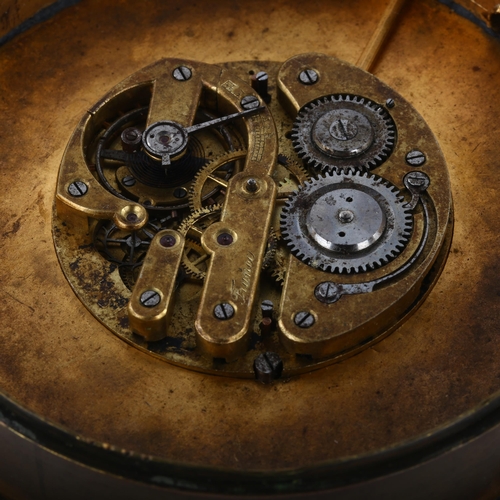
[0,0,499,474]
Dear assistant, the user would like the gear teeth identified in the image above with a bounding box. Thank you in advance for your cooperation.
[280,170,414,274]
[188,149,247,211]
[292,93,398,174]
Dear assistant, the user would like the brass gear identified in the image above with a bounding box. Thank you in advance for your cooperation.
[178,205,277,280]
[275,154,309,198]
[268,239,289,285]
[188,150,246,211]
[181,239,210,281]
[177,204,224,240]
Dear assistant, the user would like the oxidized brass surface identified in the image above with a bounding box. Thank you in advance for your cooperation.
[0,0,499,483]
[53,53,451,374]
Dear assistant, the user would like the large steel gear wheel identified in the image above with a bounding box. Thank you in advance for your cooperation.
[292,94,396,173]
[280,171,413,273]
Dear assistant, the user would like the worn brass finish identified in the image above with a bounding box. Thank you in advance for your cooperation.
[53,51,452,373]
[2,2,500,497]
[128,230,185,341]
[276,54,451,357]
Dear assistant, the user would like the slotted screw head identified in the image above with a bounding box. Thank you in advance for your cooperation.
[386,98,395,109]
[294,311,315,328]
[140,290,161,307]
[68,181,88,197]
[172,66,192,81]
[261,300,274,318]
[122,175,136,187]
[213,303,235,320]
[406,150,426,166]
[253,352,283,384]
[240,95,260,110]
[298,69,319,85]
[314,282,341,304]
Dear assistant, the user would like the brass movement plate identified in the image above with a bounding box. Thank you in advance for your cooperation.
[53,54,452,376]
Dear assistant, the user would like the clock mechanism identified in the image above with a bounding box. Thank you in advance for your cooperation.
[53,53,452,379]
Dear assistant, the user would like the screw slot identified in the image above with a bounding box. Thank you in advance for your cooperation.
[213,303,235,320]
[406,150,426,167]
[294,311,315,328]
[253,352,283,384]
[68,181,88,197]
[140,290,161,308]
[298,69,319,85]
[172,66,192,81]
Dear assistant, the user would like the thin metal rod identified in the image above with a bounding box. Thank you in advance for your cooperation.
[357,0,408,72]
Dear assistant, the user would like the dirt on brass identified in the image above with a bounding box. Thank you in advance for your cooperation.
[0,0,499,472]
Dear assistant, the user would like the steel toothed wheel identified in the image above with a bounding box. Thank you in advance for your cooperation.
[280,171,413,273]
[292,94,396,173]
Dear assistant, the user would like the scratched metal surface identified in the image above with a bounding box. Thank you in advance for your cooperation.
[0,0,499,475]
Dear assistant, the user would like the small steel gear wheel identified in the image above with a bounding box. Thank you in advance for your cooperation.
[280,171,413,273]
[291,94,396,173]
[188,149,247,211]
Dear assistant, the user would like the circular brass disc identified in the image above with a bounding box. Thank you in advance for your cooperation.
[0,0,499,498]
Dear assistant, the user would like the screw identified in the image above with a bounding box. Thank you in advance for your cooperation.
[245,178,259,193]
[298,69,319,85]
[217,233,233,246]
[406,150,426,166]
[404,171,430,193]
[294,311,315,328]
[240,95,260,110]
[386,98,395,109]
[338,210,354,224]
[121,127,142,152]
[140,290,161,307]
[251,71,271,103]
[213,303,235,320]
[126,213,138,222]
[173,188,187,198]
[261,299,274,318]
[315,282,341,304]
[160,235,176,247]
[68,181,88,197]
[259,317,273,336]
[122,175,136,187]
[172,66,192,81]
[253,352,283,384]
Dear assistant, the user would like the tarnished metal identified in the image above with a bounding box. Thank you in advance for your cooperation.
[1,1,500,498]
[128,229,184,341]
[53,53,452,373]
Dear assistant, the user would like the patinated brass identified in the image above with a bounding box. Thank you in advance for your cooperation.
[276,54,451,357]
[128,230,185,341]
[1,0,500,495]
[53,52,452,373]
